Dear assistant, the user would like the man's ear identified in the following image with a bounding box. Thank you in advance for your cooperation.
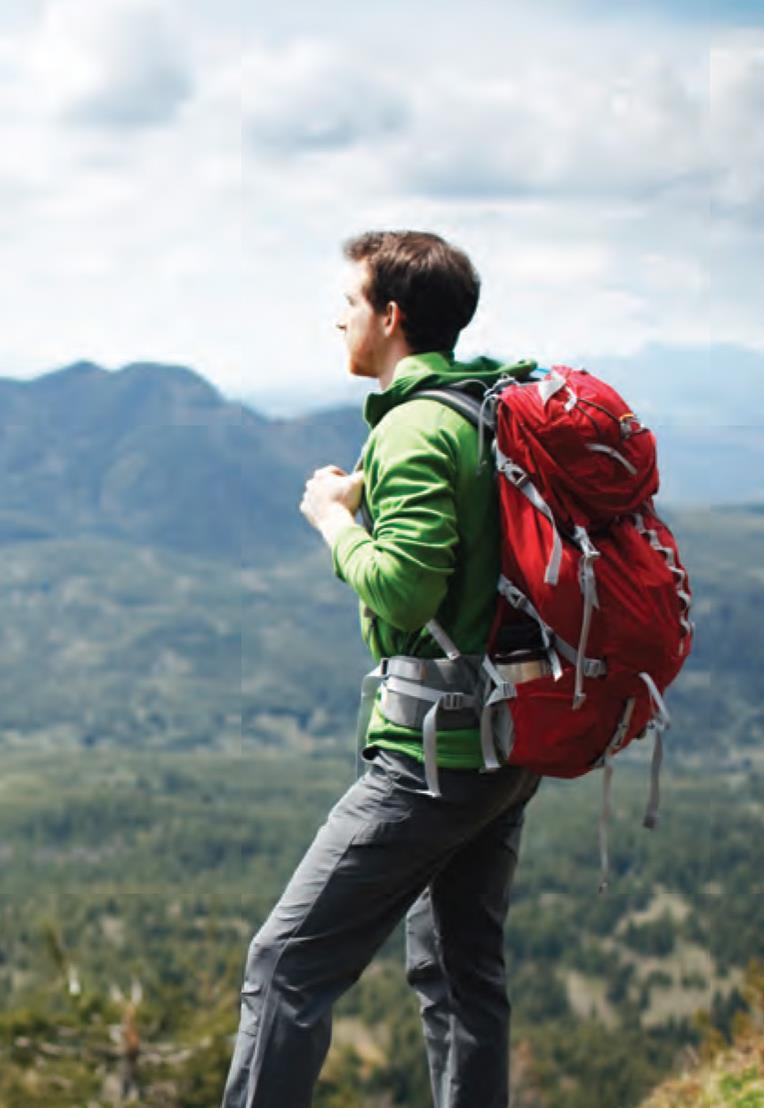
[383,300,404,336]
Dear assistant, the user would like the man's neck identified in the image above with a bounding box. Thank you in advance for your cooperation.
[377,338,412,391]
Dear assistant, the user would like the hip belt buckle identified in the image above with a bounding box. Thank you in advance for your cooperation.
[441,692,466,711]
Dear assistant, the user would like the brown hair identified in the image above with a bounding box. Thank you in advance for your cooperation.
[343,230,480,354]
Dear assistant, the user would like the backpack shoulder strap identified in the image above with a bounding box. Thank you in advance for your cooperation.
[411,387,483,429]
[357,385,492,533]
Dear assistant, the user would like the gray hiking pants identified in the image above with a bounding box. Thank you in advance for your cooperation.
[221,749,540,1108]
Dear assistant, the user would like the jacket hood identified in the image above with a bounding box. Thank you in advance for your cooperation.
[364,351,537,428]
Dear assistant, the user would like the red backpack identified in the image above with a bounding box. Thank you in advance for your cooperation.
[414,365,694,885]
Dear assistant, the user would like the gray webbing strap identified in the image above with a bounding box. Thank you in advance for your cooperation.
[479,705,502,773]
[572,525,601,710]
[638,671,670,830]
[497,576,563,679]
[598,757,615,894]
[597,696,636,893]
[355,664,386,774]
[482,655,516,706]
[587,442,638,476]
[497,576,607,681]
[384,675,476,713]
[553,636,606,678]
[422,694,473,798]
[477,389,499,471]
[421,702,441,797]
[408,384,494,474]
[479,656,517,771]
[643,730,664,831]
[610,697,636,757]
[425,619,461,661]
[639,671,671,731]
[495,448,563,585]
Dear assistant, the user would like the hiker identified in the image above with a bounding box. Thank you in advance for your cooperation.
[222,230,542,1108]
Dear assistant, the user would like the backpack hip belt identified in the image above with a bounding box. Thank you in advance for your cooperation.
[356,647,553,801]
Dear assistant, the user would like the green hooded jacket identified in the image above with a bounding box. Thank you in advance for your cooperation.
[331,351,535,769]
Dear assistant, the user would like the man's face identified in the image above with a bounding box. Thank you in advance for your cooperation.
[336,261,387,379]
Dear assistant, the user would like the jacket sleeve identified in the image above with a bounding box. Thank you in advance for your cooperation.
[331,409,459,632]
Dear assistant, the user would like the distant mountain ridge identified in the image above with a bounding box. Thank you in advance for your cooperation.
[1,356,761,570]
[245,343,764,507]
[0,360,366,563]
[0,361,761,760]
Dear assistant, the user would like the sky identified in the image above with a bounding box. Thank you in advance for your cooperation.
[0,0,762,415]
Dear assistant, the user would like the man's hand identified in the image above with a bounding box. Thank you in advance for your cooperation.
[300,465,365,548]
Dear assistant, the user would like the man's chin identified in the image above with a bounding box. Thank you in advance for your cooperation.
[347,360,375,380]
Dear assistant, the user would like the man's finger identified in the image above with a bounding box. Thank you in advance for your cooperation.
[313,464,347,478]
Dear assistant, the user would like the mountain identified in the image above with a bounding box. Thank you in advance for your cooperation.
[0,361,366,563]
[0,359,761,756]
[2,352,762,574]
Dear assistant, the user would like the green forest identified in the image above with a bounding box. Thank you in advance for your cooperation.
[0,748,762,1106]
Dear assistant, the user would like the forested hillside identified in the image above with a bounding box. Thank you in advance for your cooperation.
[1,749,762,1106]
[0,507,761,763]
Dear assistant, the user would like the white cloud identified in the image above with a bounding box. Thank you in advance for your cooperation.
[29,0,193,128]
[399,57,707,203]
[244,39,407,157]
[711,33,764,223]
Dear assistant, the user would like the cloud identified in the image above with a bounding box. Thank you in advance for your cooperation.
[390,57,708,205]
[244,40,407,156]
[242,34,715,212]
[30,0,193,129]
[711,35,764,224]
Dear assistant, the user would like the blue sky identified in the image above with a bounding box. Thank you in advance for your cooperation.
[584,0,763,21]
[0,0,762,419]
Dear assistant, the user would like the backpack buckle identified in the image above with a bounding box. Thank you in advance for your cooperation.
[441,692,465,711]
[503,461,529,488]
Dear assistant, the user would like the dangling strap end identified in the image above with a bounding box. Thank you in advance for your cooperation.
[598,757,614,892]
[546,645,564,682]
[572,664,586,707]
[479,706,502,773]
[642,728,664,832]
[422,700,443,798]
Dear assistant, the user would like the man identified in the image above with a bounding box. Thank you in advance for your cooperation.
[222,231,540,1108]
